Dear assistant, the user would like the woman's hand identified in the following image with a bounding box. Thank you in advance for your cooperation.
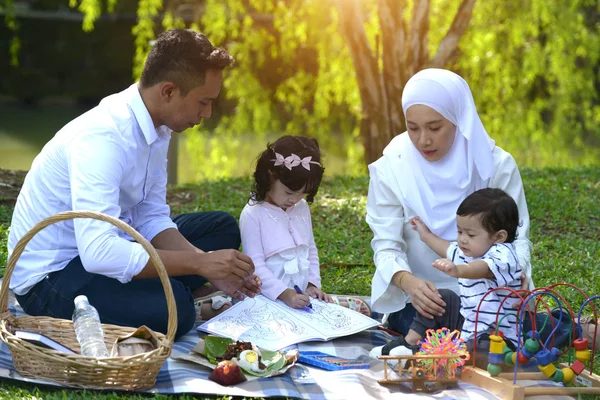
[409,216,432,240]
[396,272,446,319]
[279,288,311,309]
[432,258,460,278]
[306,284,333,303]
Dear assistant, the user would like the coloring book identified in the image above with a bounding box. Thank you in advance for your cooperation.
[197,295,379,351]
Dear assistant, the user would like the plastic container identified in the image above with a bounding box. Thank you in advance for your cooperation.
[72,295,109,357]
[298,351,370,370]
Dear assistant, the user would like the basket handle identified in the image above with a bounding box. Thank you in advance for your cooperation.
[0,211,177,343]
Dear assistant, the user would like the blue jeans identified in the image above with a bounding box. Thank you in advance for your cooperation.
[387,299,574,350]
[15,211,241,339]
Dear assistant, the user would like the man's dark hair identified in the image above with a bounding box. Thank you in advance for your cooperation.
[457,188,520,242]
[251,135,325,204]
[139,28,233,95]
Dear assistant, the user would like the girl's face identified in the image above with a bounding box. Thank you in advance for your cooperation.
[405,104,457,162]
[456,214,504,258]
[266,179,307,210]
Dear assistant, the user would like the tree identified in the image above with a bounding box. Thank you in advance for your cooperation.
[36,0,600,177]
[72,0,476,168]
[336,0,475,164]
[455,0,600,166]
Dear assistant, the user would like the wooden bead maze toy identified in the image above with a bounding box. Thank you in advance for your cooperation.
[461,283,600,399]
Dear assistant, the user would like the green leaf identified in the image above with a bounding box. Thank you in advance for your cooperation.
[203,336,233,364]
[242,349,286,377]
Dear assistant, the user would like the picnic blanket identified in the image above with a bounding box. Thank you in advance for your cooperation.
[0,287,573,399]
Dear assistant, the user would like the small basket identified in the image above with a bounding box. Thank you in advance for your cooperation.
[0,211,178,390]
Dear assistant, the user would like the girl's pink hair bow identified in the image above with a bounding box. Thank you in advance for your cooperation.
[272,152,321,171]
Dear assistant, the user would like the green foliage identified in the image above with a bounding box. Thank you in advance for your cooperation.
[69,0,599,173]
[457,0,600,166]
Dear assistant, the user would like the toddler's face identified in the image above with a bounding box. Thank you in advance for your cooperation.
[456,214,499,258]
[266,180,306,210]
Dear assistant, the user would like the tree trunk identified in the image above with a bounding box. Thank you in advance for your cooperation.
[336,0,477,164]
[336,0,394,167]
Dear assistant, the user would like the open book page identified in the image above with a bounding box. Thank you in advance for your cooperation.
[197,295,378,351]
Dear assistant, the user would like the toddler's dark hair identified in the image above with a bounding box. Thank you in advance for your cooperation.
[250,135,325,204]
[457,188,520,243]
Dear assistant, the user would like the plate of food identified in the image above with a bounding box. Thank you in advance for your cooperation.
[174,335,298,385]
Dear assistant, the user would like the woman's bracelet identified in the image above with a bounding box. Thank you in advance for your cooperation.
[395,271,410,291]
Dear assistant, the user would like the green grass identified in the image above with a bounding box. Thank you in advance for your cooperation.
[0,167,598,398]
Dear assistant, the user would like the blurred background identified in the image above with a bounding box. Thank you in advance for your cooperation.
[1,0,599,184]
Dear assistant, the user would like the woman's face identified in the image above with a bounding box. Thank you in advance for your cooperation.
[405,104,457,162]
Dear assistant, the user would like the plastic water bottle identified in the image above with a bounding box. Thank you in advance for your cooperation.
[72,295,109,357]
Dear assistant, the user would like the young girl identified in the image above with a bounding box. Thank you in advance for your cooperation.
[376,188,522,355]
[240,135,370,314]
[239,135,330,309]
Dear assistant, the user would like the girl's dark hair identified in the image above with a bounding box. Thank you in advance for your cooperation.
[457,188,520,243]
[250,135,325,204]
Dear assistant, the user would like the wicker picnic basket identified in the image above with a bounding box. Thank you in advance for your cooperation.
[0,211,177,390]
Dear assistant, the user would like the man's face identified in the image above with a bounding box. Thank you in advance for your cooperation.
[163,69,223,133]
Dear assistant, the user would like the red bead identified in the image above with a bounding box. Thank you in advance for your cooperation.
[570,360,586,375]
[497,330,504,338]
[518,351,530,364]
[573,338,589,351]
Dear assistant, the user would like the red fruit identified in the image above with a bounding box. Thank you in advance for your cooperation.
[209,360,247,386]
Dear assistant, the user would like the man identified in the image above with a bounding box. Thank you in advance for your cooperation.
[8,28,260,339]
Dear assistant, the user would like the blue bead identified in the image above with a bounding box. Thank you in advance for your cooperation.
[526,330,541,340]
[488,352,504,364]
[536,349,552,366]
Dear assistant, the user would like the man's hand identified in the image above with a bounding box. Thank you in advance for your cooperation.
[399,273,446,319]
[432,258,460,278]
[212,274,262,300]
[198,249,255,281]
[306,284,333,303]
[196,250,260,300]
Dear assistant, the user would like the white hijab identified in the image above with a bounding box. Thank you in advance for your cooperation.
[396,68,496,240]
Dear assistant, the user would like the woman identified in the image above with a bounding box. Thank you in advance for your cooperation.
[367,68,582,353]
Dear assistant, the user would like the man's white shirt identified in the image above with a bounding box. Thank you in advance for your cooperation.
[8,84,177,295]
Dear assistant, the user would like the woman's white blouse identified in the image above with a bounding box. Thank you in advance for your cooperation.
[367,134,532,313]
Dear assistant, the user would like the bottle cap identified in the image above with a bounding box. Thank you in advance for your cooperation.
[74,295,89,308]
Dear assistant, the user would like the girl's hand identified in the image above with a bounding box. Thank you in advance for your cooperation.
[306,284,333,303]
[279,288,311,309]
[400,273,446,319]
[432,258,460,277]
[409,216,431,240]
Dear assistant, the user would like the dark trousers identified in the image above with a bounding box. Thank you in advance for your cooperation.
[387,289,574,351]
[15,211,241,339]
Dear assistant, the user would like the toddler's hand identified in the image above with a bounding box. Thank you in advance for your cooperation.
[306,285,333,303]
[279,289,312,309]
[410,216,431,240]
[432,258,459,278]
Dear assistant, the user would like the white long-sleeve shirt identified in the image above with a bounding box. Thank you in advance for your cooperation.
[8,84,177,295]
[367,133,533,314]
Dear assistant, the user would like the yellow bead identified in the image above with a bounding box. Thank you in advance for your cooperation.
[538,363,557,378]
[511,352,517,364]
[562,367,575,383]
[489,334,503,343]
[576,349,591,363]
[490,339,505,354]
